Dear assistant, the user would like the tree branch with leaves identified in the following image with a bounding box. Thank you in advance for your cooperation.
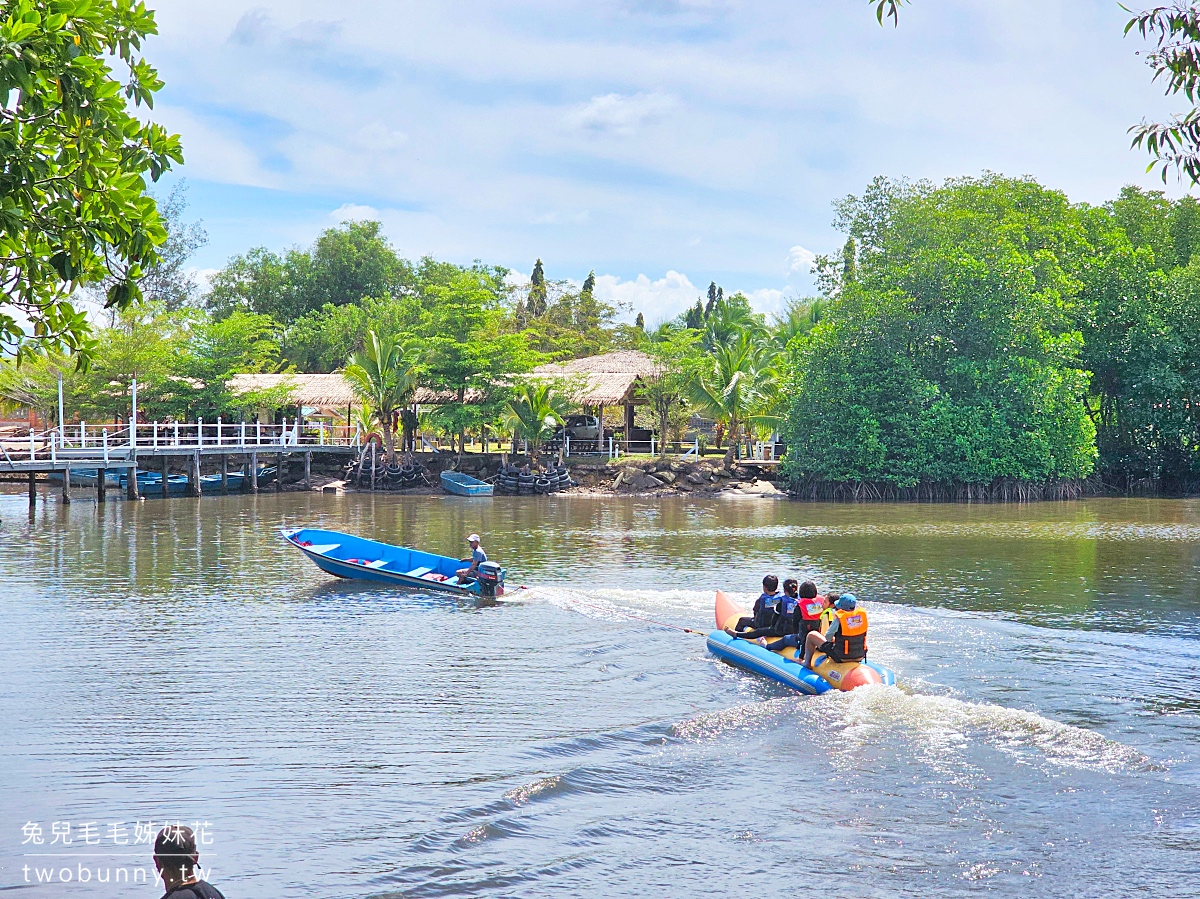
[0,0,184,363]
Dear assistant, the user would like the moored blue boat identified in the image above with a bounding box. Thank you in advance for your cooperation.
[440,470,493,496]
[47,466,276,496]
[47,468,123,488]
[282,527,507,597]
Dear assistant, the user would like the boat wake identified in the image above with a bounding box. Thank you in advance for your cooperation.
[833,684,1157,774]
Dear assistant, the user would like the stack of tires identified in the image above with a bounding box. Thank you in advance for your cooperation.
[551,465,576,491]
[494,464,575,495]
[496,465,521,494]
[348,457,426,489]
[518,469,536,495]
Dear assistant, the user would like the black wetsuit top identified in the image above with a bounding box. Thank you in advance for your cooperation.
[163,881,226,899]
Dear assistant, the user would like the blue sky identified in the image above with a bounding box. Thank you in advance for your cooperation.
[149,1,1184,323]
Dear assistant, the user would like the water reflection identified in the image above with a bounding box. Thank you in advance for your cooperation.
[2,490,1199,898]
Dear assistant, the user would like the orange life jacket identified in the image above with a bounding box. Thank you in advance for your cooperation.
[829,608,868,661]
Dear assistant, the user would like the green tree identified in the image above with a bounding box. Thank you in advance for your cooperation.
[77,304,184,422]
[282,292,423,372]
[343,329,419,463]
[527,258,547,317]
[641,329,698,455]
[773,298,826,348]
[0,0,183,361]
[502,381,567,457]
[420,267,534,458]
[702,292,767,351]
[687,333,777,468]
[206,221,413,323]
[782,174,1097,490]
[178,311,283,419]
[0,348,80,424]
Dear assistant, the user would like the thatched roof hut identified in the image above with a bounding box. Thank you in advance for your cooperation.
[229,373,356,408]
[530,350,662,407]
[227,373,480,412]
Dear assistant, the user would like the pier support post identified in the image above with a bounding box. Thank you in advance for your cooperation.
[221,454,228,494]
[28,471,36,506]
[97,469,106,503]
[188,452,201,498]
[304,451,311,489]
[161,456,170,498]
[61,467,71,505]
[250,452,259,493]
[276,453,284,492]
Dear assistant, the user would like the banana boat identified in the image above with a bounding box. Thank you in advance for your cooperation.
[707,590,896,694]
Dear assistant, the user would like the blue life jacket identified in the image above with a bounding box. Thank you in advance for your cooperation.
[777,596,800,633]
[753,592,780,628]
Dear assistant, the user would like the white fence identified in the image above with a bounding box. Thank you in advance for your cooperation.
[0,418,361,469]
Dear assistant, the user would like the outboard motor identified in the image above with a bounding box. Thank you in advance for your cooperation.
[477,561,504,598]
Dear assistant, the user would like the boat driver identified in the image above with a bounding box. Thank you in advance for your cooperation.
[456,534,487,583]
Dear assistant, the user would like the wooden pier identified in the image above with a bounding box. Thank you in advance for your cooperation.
[1,419,360,504]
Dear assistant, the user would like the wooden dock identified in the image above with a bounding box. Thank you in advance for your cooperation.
[1,419,360,504]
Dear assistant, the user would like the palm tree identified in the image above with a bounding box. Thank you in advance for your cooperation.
[702,294,767,352]
[502,382,567,458]
[342,330,419,464]
[686,334,777,468]
[773,298,826,348]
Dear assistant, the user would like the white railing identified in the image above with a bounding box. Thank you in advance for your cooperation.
[0,419,362,469]
[130,418,358,450]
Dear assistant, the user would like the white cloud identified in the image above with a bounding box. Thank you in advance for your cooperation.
[188,267,221,292]
[152,0,1190,285]
[744,287,787,319]
[504,270,531,289]
[593,271,700,323]
[151,105,279,190]
[330,203,380,223]
[787,245,816,277]
[592,271,791,323]
[351,123,408,152]
[567,92,676,136]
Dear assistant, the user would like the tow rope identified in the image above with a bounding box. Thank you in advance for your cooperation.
[564,594,708,637]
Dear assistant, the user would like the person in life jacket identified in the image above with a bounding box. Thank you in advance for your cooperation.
[763,581,825,652]
[725,575,782,641]
[802,594,868,669]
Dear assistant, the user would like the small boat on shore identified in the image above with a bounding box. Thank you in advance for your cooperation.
[707,590,895,694]
[281,527,507,598]
[440,470,493,496]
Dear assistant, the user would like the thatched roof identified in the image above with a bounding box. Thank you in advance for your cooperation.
[228,373,480,408]
[229,373,357,408]
[531,350,662,406]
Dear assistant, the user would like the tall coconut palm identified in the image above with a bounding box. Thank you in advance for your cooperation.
[502,382,568,458]
[686,334,777,468]
[343,330,419,464]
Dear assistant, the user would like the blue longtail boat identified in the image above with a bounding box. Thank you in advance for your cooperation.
[439,470,493,496]
[281,527,507,597]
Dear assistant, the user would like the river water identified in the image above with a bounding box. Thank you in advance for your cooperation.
[1,490,1198,897]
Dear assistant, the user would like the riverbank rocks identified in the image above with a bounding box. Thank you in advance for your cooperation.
[559,457,782,496]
